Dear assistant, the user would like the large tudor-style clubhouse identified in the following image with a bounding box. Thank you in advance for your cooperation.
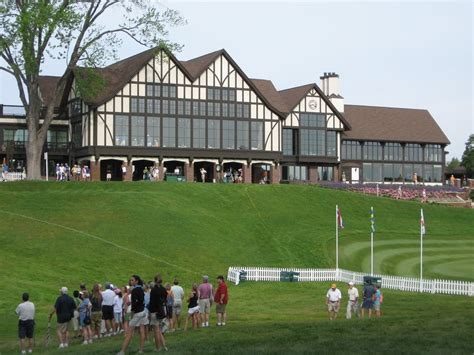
[0,47,450,184]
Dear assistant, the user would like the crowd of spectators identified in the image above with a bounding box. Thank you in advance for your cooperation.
[320,182,465,202]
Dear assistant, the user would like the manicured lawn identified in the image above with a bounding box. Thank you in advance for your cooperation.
[0,182,472,353]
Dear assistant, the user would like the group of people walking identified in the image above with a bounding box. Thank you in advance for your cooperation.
[55,163,90,181]
[15,274,229,354]
[326,282,383,320]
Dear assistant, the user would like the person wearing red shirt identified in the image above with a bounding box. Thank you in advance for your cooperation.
[214,275,228,326]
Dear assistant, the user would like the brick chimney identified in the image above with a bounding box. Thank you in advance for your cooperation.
[320,72,344,113]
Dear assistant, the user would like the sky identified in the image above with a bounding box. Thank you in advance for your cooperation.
[0,0,472,160]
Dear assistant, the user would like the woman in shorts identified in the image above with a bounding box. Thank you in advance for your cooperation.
[79,291,92,344]
[184,284,200,331]
[122,286,131,334]
[373,285,383,317]
[165,283,174,331]
[90,284,103,339]
[113,289,123,334]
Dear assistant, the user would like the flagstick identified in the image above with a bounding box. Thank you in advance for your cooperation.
[420,209,423,292]
[336,205,339,270]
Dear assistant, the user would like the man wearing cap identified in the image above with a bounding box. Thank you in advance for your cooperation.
[101,283,116,336]
[214,275,228,326]
[16,292,35,354]
[326,283,342,320]
[197,275,214,327]
[346,282,359,319]
[49,287,76,348]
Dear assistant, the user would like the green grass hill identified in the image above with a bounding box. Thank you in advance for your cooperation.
[0,182,473,354]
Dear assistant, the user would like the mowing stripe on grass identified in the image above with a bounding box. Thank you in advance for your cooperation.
[0,209,198,275]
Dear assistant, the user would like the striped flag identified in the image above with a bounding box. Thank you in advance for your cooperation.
[370,206,375,233]
[420,209,426,235]
[337,206,344,229]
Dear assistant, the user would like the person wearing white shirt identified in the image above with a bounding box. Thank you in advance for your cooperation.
[113,291,124,334]
[16,292,35,354]
[101,283,116,336]
[346,282,359,319]
[326,283,342,320]
[171,279,185,331]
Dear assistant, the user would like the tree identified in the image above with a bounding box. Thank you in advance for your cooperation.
[446,157,460,171]
[461,134,474,178]
[0,0,184,179]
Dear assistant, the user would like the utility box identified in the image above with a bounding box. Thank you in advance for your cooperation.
[363,276,382,288]
[280,271,299,282]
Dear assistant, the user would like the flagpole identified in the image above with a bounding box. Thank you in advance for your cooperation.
[336,205,339,270]
[371,231,374,276]
[420,208,423,292]
[370,206,374,276]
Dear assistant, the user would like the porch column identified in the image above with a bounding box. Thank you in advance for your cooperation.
[271,164,281,184]
[123,162,132,181]
[90,160,100,181]
[309,166,318,184]
[185,161,194,182]
[243,163,252,184]
[333,165,340,182]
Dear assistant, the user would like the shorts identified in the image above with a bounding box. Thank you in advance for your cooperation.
[114,312,122,323]
[91,311,102,330]
[79,313,91,327]
[198,299,210,314]
[149,312,165,326]
[172,302,182,316]
[362,299,373,309]
[327,302,339,312]
[216,303,227,314]
[72,310,80,331]
[123,312,131,322]
[129,311,148,328]
[166,306,173,318]
[57,320,71,333]
[102,305,114,320]
[18,320,35,339]
[374,303,381,312]
[188,306,200,315]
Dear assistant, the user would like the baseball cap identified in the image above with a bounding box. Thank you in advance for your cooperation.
[331,283,337,288]
[348,281,354,286]
[60,286,68,294]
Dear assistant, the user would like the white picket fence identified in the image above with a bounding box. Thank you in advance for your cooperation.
[227,266,474,297]
[2,172,25,181]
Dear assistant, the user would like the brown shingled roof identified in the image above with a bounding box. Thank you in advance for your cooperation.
[343,104,450,144]
[79,47,161,106]
[180,49,224,79]
[38,75,61,107]
[250,79,288,114]
[278,84,315,112]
